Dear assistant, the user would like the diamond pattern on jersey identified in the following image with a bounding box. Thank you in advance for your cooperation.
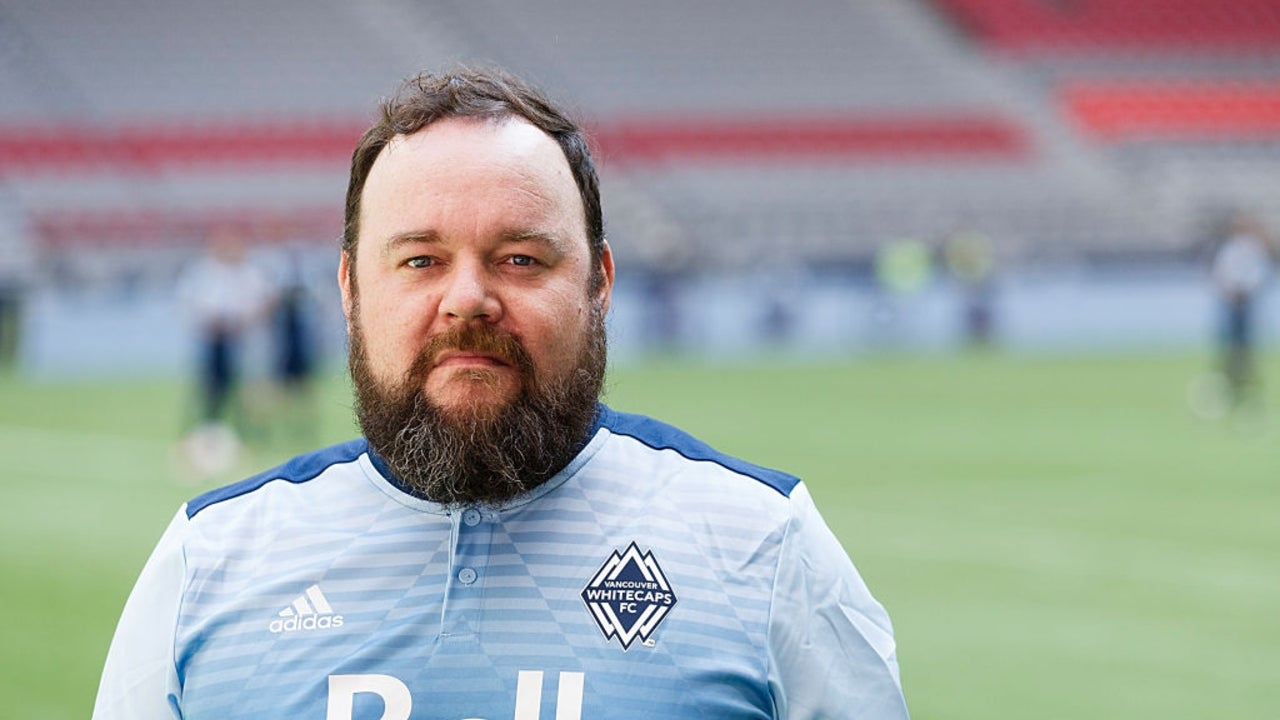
[175,428,792,719]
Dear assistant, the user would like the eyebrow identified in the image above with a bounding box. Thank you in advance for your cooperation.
[380,228,569,257]
[498,229,569,255]
[383,230,438,252]
[378,230,437,262]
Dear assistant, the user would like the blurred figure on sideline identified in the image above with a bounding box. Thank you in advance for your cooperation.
[872,236,934,347]
[0,203,35,374]
[175,226,274,477]
[266,240,321,444]
[1211,214,1274,411]
[943,228,997,349]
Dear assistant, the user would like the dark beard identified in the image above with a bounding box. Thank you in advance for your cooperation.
[349,306,607,508]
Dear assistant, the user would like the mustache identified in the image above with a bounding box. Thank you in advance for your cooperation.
[405,323,536,386]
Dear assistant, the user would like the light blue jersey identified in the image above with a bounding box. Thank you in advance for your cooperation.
[94,406,907,719]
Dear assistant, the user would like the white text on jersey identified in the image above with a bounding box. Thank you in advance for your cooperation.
[326,670,585,720]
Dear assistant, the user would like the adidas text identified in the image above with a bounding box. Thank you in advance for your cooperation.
[270,614,344,633]
[271,584,343,633]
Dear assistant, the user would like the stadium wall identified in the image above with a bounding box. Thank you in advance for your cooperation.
[14,267,1277,379]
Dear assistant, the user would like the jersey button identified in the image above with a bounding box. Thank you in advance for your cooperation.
[458,567,478,585]
[462,508,482,527]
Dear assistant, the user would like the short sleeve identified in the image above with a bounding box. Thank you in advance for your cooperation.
[766,484,908,719]
[92,507,188,720]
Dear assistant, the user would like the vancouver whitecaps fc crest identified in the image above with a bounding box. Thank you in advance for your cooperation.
[581,542,677,650]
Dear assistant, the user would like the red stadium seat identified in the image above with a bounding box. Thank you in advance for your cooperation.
[932,0,1280,52]
[1063,82,1280,140]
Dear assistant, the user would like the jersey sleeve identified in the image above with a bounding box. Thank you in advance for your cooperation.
[92,507,188,720]
[766,483,908,719]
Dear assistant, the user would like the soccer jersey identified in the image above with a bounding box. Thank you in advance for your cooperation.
[94,405,907,719]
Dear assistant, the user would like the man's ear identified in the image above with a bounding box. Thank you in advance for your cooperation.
[597,240,616,315]
[338,250,355,325]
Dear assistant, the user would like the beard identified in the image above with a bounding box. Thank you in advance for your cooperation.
[348,302,607,509]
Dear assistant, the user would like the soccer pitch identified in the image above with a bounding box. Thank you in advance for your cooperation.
[2,352,1276,718]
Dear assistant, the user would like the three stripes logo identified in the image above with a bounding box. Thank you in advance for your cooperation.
[269,584,344,633]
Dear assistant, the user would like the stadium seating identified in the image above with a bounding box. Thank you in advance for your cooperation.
[1062,82,1280,140]
[0,121,365,175]
[592,115,1030,164]
[923,0,1280,261]
[931,0,1280,51]
[0,0,1277,283]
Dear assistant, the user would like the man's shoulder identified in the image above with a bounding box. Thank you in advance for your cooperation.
[594,405,800,498]
[185,438,370,520]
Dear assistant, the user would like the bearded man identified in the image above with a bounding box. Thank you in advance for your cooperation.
[94,67,908,720]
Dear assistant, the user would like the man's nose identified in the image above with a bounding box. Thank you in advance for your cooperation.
[439,261,501,322]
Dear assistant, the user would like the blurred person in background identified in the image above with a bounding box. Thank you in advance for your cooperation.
[261,238,322,445]
[872,236,935,348]
[943,228,997,349]
[93,67,908,720]
[1211,213,1274,412]
[0,252,31,373]
[0,202,35,373]
[174,226,274,477]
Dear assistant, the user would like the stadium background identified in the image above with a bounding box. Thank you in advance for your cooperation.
[1,0,1277,717]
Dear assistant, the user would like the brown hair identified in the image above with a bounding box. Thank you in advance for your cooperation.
[343,67,604,288]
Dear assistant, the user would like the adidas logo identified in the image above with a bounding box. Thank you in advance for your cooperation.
[269,584,344,633]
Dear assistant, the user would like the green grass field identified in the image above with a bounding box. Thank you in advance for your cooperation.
[2,352,1277,718]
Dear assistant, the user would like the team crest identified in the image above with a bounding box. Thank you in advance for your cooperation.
[581,542,678,650]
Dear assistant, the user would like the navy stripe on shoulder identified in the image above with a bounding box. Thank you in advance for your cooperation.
[597,405,800,497]
[186,438,368,518]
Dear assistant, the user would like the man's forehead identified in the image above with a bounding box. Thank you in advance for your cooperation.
[358,115,587,250]
[380,115,562,165]
[363,115,579,212]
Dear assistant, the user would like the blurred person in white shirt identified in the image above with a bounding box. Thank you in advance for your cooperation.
[175,226,274,476]
[1211,214,1275,409]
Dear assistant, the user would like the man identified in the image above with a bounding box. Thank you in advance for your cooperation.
[94,68,907,719]
[1211,214,1274,410]
[174,226,275,476]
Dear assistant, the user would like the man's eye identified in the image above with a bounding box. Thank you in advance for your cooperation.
[509,255,537,267]
[406,257,433,268]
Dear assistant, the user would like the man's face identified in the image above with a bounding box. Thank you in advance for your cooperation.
[341,116,613,419]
